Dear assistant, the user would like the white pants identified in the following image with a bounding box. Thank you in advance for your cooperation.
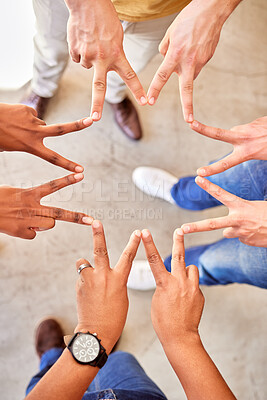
[32,0,178,102]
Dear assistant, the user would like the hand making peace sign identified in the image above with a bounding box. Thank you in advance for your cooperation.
[0,173,93,239]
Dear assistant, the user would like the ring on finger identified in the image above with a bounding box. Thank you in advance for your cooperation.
[77,263,93,275]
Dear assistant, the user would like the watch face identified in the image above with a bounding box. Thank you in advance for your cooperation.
[72,333,101,363]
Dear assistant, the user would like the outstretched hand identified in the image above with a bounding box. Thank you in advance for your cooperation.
[65,0,147,121]
[190,117,267,176]
[142,228,204,346]
[75,220,141,353]
[0,173,93,239]
[182,177,267,247]
[0,103,92,172]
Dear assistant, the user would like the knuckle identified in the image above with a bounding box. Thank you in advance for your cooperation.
[172,254,185,264]
[147,252,161,265]
[124,70,137,80]
[215,128,224,139]
[182,82,193,94]
[122,250,134,264]
[94,80,106,91]
[94,247,108,258]
[157,70,169,82]
[208,220,217,230]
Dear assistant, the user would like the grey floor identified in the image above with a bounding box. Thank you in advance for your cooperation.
[0,1,267,399]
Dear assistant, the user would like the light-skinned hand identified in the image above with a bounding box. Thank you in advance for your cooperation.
[0,173,93,239]
[142,228,204,346]
[75,220,141,353]
[190,117,267,176]
[65,0,147,122]
[182,177,267,247]
[147,0,240,122]
[0,103,92,172]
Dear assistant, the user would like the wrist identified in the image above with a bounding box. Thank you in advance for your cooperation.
[161,331,202,354]
[192,0,241,23]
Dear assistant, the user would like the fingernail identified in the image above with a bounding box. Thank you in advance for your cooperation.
[74,173,84,180]
[92,112,99,120]
[188,114,194,122]
[82,216,94,225]
[195,176,204,184]
[140,96,147,105]
[75,165,84,173]
[192,120,198,128]
[92,220,101,228]
[141,229,150,238]
[148,97,155,105]
[197,168,206,176]
[134,230,141,238]
[175,228,184,236]
[183,226,190,233]
[83,117,93,125]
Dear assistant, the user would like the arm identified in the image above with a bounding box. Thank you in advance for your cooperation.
[64,0,146,121]
[0,174,93,239]
[25,221,141,399]
[181,177,267,247]
[148,0,242,122]
[190,117,267,176]
[0,103,92,172]
[142,228,236,400]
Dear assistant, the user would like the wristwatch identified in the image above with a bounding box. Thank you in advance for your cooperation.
[64,332,108,368]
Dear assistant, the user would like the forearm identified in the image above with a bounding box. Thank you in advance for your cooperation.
[163,335,236,400]
[190,0,242,24]
[25,349,98,400]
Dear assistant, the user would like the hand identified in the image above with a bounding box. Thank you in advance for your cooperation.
[190,117,267,176]
[142,228,204,346]
[0,103,92,172]
[75,220,141,353]
[147,0,239,122]
[65,0,147,121]
[182,177,267,247]
[0,173,93,239]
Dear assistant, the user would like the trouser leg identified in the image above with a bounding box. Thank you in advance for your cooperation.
[32,0,69,97]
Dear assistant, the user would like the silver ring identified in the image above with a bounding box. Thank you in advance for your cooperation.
[77,263,92,275]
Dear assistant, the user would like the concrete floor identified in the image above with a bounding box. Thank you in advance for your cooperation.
[0,1,267,399]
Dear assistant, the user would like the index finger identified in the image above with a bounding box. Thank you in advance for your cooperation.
[43,117,93,137]
[147,55,175,105]
[171,228,187,280]
[115,54,147,106]
[33,173,84,199]
[90,64,107,121]
[179,70,194,123]
[195,177,240,208]
[39,206,93,225]
[190,121,237,144]
[141,229,169,287]
[92,220,110,269]
[115,230,141,280]
[181,215,234,234]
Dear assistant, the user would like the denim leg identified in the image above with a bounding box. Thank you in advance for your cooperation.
[26,348,64,395]
[86,351,166,399]
[171,160,267,209]
[164,238,267,288]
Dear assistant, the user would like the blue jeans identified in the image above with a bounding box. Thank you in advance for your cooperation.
[26,349,167,400]
[165,160,267,289]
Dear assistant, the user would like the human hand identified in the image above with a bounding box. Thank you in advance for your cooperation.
[0,103,92,172]
[65,0,147,121]
[142,228,204,347]
[182,177,267,247]
[147,0,238,122]
[190,118,267,176]
[0,173,93,239]
[75,220,141,353]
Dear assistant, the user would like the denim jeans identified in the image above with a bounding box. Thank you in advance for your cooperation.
[165,160,267,289]
[26,349,167,400]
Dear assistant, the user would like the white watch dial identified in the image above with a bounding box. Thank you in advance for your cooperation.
[73,334,100,363]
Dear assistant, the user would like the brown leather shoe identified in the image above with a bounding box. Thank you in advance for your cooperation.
[35,318,65,358]
[21,90,51,120]
[109,97,143,141]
